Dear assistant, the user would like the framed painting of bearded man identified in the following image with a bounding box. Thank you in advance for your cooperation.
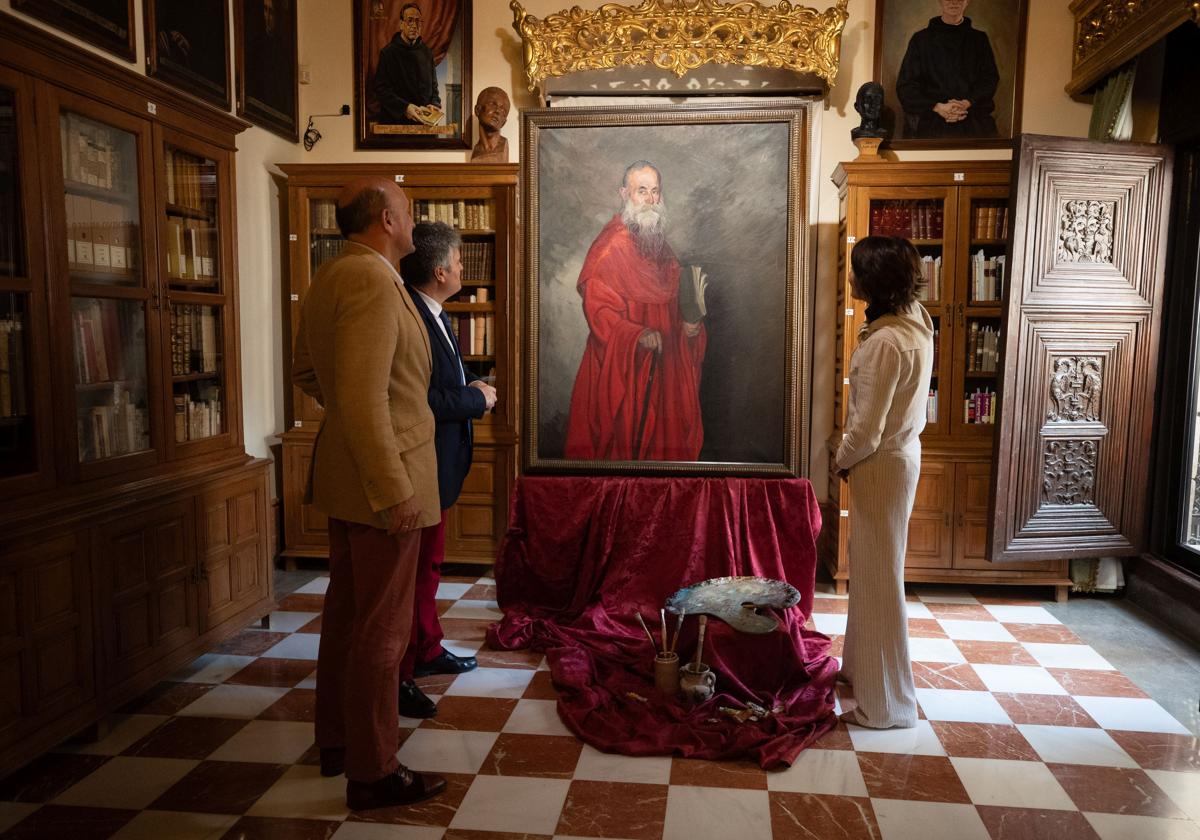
[521,103,814,476]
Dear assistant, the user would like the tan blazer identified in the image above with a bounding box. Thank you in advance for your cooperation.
[291,241,440,530]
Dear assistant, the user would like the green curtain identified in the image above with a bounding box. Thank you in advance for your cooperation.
[1088,62,1137,141]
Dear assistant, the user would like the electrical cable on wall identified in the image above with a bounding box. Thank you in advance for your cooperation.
[303,105,351,151]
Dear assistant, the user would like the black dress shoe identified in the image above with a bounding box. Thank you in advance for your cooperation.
[320,747,345,777]
[398,679,437,718]
[413,649,478,677]
[346,767,446,810]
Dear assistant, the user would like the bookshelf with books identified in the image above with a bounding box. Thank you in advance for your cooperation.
[0,16,272,775]
[279,164,518,566]
[823,160,1070,599]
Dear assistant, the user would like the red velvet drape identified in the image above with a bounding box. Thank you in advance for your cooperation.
[369,0,459,77]
[488,477,838,770]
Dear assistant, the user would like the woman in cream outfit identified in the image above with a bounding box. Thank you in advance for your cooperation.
[836,236,934,729]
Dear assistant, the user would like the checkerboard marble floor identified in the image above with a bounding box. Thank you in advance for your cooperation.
[3,574,1199,839]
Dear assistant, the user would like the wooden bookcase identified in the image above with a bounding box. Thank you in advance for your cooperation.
[821,160,1071,600]
[0,13,273,776]
[278,164,518,566]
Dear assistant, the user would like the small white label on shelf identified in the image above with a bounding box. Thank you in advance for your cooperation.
[954,172,965,181]
[294,421,302,428]
[146,101,157,114]
[289,234,297,241]
[845,308,854,316]
[840,510,849,518]
[394,174,405,183]
[846,235,857,243]
[843,377,850,385]
[290,294,299,301]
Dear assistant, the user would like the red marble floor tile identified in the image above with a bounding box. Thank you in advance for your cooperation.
[815,719,855,750]
[856,753,971,803]
[1,804,137,839]
[912,662,988,691]
[1002,623,1082,645]
[442,832,551,840]
[992,693,1099,728]
[555,780,668,840]
[422,696,516,732]
[117,681,215,715]
[826,635,846,657]
[474,649,544,670]
[521,670,559,701]
[345,772,473,826]
[803,616,817,632]
[1047,763,1188,818]
[954,641,1039,667]
[226,658,317,688]
[975,805,1101,840]
[298,615,322,634]
[463,583,498,600]
[276,593,325,612]
[413,672,458,695]
[0,753,111,802]
[122,716,248,760]
[480,733,585,779]
[219,816,339,839]
[1107,730,1200,772]
[1047,668,1149,698]
[213,629,291,657]
[769,792,881,839]
[257,688,317,722]
[812,597,850,615]
[439,618,492,642]
[150,760,290,815]
[670,757,768,790]
[908,619,949,638]
[436,599,456,617]
[926,603,994,621]
[929,722,1041,761]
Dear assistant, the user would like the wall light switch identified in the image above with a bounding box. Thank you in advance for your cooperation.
[298,65,312,85]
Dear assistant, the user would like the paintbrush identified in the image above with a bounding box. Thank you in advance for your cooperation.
[669,609,686,653]
[660,607,668,654]
[693,614,708,666]
[634,611,659,654]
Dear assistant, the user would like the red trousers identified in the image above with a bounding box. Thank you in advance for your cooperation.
[399,509,449,679]
[315,517,420,782]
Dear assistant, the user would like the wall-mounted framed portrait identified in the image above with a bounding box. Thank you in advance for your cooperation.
[874,0,1028,149]
[236,0,299,140]
[354,0,472,150]
[12,0,136,62]
[145,0,231,110]
[520,102,814,477]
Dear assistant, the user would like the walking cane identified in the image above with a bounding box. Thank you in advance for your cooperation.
[633,349,659,459]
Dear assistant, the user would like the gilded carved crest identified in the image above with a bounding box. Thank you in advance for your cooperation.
[1047,356,1103,422]
[510,0,850,92]
[1056,200,1114,264]
[1043,439,1098,506]
[1069,0,1200,95]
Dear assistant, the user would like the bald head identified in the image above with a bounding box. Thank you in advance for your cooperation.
[336,176,414,261]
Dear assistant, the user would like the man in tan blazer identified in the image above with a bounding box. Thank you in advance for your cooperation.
[292,176,445,810]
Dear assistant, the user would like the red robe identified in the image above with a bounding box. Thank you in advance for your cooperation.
[564,214,706,461]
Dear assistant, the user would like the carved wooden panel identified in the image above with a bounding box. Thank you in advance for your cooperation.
[992,135,1171,561]
[199,477,267,631]
[905,462,952,569]
[445,445,510,562]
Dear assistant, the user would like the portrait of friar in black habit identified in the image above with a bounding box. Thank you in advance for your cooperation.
[239,0,298,139]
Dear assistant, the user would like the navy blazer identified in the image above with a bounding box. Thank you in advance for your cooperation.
[406,286,488,510]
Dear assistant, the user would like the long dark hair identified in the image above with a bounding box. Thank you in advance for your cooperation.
[850,235,924,313]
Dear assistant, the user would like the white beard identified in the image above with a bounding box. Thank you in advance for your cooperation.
[621,198,669,258]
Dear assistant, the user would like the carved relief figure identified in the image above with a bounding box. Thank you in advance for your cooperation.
[1081,358,1101,421]
[1043,439,1097,505]
[1047,356,1102,422]
[1056,200,1115,263]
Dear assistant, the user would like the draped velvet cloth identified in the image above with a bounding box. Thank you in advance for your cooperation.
[488,477,838,769]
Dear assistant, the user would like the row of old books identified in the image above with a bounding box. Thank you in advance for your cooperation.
[870,201,944,240]
[970,250,1005,302]
[166,216,217,282]
[972,203,1010,240]
[0,315,27,417]
[62,113,125,192]
[170,304,219,376]
[447,311,495,357]
[916,255,942,300]
[461,240,494,281]
[73,298,134,384]
[966,321,1000,373]
[77,384,149,461]
[931,327,940,370]
[965,388,997,424]
[312,200,338,231]
[164,147,214,212]
[413,199,493,231]
[174,387,221,442]
[311,236,346,271]
[926,388,938,424]
[66,194,136,276]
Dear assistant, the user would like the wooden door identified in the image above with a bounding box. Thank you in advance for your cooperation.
[905,459,954,569]
[198,473,269,631]
[990,135,1172,561]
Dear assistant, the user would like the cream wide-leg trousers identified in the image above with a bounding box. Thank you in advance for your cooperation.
[841,445,920,729]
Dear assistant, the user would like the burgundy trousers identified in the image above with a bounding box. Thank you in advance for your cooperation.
[399,509,449,680]
[315,517,420,782]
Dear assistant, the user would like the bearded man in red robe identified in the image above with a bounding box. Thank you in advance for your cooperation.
[564,161,708,461]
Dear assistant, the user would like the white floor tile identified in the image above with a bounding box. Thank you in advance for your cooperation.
[915,689,1012,724]
[57,714,169,756]
[294,577,330,595]
[261,611,320,633]
[871,800,990,840]
[175,684,289,719]
[261,633,321,660]
[903,601,934,620]
[663,786,772,840]
[1147,770,1200,824]
[1073,697,1191,734]
[846,719,946,756]
[110,810,237,840]
[572,744,672,785]
[766,748,869,796]
[971,664,1068,695]
[442,600,503,621]
[0,802,41,834]
[1083,812,1200,840]
[442,639,484,656]
[478,577,496,585]
[937,620,1016,642]
[985,605,1061,624]
[1016,724,1138,768]
[170,653,256,684]
[502,699,573,736]
[1023,642,1115,671]
[297,670,318,690]
[206,720,315,764]
[949,757,1076,809]
[449,775,571,835]
[908,637,966,664]
[246,764,349,821]
[333,824,445,840]
[397,728,499,774]
[436,582,473,600]
[442,666,534,699]
[812,613,847,635]
[53,756,197,810]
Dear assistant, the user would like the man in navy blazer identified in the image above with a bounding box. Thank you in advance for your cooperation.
[396,222,497,717]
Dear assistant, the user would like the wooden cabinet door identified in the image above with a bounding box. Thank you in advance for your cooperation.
[198,473,270,631]
[904,460,953,569]
[95,498,198,687]
[991,135,1172,561]
[282,433,328,554]
[445,444,510,563]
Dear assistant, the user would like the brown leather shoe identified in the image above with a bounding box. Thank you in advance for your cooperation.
[346,767,447,810]
[320,747,345,777]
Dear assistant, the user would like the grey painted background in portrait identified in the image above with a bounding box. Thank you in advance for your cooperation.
[534,120,791,464]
